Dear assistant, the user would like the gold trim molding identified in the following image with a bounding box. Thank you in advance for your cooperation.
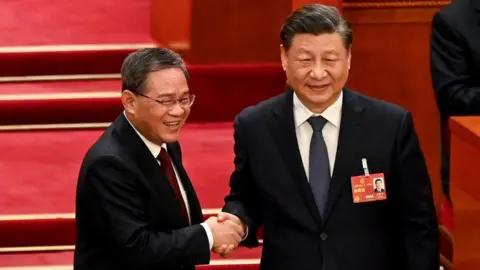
[0,74,120,83]
[343,1,451,9]
[0,43,156,53]
[0,259,261,270]
[0,245,75,253]
[0,208,223,221]
[0,122,111,131]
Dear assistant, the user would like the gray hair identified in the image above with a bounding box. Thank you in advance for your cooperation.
[280,4,352,51]
[121,48,189,94]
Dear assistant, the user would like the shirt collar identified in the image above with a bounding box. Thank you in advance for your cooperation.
[123,111,165,158]
[293,90,343,128]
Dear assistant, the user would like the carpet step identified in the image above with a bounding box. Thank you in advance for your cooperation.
[0,64,284,125]
[0,44,156,78]
[0,248,261,269]
[0,212,264,248]
[0,124,234,214]
[0,123,261,248]
[0,264,259,270]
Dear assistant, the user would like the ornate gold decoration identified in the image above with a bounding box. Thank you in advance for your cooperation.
[343,1,451,9]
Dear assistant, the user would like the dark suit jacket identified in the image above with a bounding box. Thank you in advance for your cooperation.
[430,0,480,197]
[74,114,210,270]
[374,188,385,193]
[223,89,439,270]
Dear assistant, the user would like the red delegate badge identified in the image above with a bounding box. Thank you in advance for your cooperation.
[351,173,387,203]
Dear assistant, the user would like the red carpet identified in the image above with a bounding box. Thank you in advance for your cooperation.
[0,123,235,214]
[0,64,285,125]
[0,0,153,46]
[0,45,155,77]
[0,247,261,269]
[0,63,284,95]
[0,79,120,94]
[0,1,267,268]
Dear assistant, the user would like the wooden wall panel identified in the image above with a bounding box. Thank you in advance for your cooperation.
[151,0,342,64]
[343,1,450,218]
[293,0,342,10]
[150,0,191,51]
[184,0,291,64]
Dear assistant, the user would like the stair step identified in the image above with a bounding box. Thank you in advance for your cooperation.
[0,211,264,248]
[0,63,284,125]
[0,248,261,269]
[0,44,155,78]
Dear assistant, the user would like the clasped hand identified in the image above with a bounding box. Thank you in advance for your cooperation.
[205,212,246,257]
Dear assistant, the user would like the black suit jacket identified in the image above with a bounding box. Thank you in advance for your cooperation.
[430,0,480,197]
[74,114,210,270]
[223,89,439,270]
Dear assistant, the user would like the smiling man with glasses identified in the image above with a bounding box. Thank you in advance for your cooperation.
[74,48,244,270]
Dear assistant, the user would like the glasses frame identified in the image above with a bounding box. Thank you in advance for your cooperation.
[131,90,195,110]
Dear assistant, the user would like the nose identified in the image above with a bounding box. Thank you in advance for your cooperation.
[168,102,185,116]
[309,62,328,80]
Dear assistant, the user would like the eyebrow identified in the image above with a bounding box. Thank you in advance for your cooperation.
[296,48,339,56]
[296,48,312,54]
[324,50,340,55]
[156,89,190,98]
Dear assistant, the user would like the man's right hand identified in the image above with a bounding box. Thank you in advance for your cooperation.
[204,216,243,254]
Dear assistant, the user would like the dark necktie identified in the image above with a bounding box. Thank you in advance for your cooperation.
[157,148,189,222]
[307,116,331,218]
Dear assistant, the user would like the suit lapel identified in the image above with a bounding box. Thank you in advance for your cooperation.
[113,114,189,225]
[167,143,204,225]
[323,89,365,221]
[269,90,322,226]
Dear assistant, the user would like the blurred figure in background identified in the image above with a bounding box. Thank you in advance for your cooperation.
[430,0,480,209]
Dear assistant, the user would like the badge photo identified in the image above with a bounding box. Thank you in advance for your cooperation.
[351,158,387,203]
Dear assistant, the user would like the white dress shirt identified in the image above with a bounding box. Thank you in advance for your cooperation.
[293,91,343,179]
[243,92,343,240]
[124,113,213,250]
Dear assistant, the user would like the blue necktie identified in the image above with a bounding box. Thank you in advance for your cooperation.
[307,116,331,217]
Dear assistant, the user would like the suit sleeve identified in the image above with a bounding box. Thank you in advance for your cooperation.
[85,156,210,269]
[222,115,262,247]
[430,12,480,118]
[394,112,439,270]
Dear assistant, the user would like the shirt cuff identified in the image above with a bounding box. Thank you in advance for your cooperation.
[242,225,249,241]
[200,223,214,250]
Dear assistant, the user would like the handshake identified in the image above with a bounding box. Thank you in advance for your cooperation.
[204,212,246,257]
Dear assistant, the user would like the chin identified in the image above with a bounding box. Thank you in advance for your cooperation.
[313,87,341,101]
[309,92,334,105]
[161,133,181,143]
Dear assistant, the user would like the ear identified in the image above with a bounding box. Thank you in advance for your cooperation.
[280,44,288,72]
[347,47,352,70]
[121,90,137,115]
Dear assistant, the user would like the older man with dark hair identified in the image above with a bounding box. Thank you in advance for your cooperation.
[218,4,439,270]
[74,48,244,270]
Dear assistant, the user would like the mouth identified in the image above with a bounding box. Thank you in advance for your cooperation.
[164,121,181,128]
[307,84,330,91]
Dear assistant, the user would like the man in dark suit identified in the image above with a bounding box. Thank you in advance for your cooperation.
[217,4,439,270]
[374,179,385,193]
[74,48,244,270]
[430,0,480,202]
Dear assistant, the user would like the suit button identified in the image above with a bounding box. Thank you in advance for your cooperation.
[320,232,328,240]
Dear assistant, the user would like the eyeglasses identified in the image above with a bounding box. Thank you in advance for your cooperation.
[132,91,195,110]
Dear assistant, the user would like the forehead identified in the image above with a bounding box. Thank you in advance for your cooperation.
[144,68,189,96]
[288,33,347,54]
